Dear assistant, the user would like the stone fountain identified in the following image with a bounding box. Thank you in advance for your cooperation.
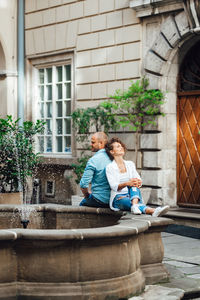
[0,203,172,299]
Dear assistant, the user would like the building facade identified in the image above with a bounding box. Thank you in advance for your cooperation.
[0,0,199,208]
[0,0,18,119]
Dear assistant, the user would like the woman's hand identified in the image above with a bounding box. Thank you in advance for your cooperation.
[117,178,142,191]
[128,178,142,188]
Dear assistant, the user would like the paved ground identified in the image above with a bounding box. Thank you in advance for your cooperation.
[129,230,200,300]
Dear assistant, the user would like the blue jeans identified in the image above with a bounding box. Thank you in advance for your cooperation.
[79,194,109,208]
[113,187,147,213]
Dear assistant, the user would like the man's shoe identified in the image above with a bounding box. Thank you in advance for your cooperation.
[152,205,170,217]
[131,205,142,215]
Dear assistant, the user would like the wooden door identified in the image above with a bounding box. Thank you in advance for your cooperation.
[177,93,200,207]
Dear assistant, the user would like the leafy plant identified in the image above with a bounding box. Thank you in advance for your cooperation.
[101,78,165,167]
[71,105,118,183]
[71,78,165,181]
[71,104,117,143]
[0,115,45,197]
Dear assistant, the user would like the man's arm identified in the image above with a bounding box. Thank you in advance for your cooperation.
[81,187,90,199]
[80,159,95,198]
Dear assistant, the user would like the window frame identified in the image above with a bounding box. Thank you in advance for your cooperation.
[45,180,55,197]
[30,52,75,158]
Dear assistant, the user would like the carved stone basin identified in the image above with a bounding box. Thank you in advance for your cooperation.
[0,204,172,299]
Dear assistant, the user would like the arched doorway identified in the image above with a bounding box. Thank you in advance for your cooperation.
[177,41,200,207]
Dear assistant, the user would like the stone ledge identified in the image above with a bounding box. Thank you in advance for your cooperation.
[0,209,172,240]
[0,204,173,299]
[71,187,152,206]
[165,208,200,228]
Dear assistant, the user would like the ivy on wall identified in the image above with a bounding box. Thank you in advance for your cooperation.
[71,78,165,182]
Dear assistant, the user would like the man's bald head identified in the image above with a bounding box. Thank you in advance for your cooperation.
[91,132,108,152]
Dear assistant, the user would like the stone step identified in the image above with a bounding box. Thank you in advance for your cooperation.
[128,285,184,300]
[165,207,200,228]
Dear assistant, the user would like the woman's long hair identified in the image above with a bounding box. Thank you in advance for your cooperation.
[105,137,127,160]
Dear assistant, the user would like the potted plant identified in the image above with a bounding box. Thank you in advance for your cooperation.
[0,115,45,204]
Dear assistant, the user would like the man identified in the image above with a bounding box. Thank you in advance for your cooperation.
[79,132,111,208]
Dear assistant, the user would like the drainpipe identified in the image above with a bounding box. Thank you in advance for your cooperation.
[17,0,25,126]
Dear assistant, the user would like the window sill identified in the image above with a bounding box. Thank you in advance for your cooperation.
[40,155,77,166]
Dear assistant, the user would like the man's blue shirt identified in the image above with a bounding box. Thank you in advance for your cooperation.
[80,149,111,203]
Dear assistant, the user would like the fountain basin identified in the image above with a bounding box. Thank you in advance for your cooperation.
[0,204,172,299]
[0,192,23,205]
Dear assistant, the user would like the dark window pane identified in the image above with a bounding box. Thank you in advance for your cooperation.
[57,84,62,99]
[65,65,71,81]
[64,119,71,134]
[40,103,44,118]
[65,83,71,98]
[39,86,44,101]
[56,119,62,134]
[179,41,200,92]
[46,119,52,134]
[57,136,62,152]
[57,102,62,117]
[39,69,44,84]
[46,181,54,194]
[65,101,71,116]
[46,136,52,152]
[57,66,62,82]
[46,103,52,117]
[46,85,52,101]
[47,68,52,83]
[64,136,71,152]
[38,136,44,152]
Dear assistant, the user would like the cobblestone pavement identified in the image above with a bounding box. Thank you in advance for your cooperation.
[129,231,200,300]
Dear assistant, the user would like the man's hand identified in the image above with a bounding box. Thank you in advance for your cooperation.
[81,188,91,199]
[128,178,142,188]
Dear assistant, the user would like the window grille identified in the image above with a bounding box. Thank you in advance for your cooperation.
[37,64,72,154]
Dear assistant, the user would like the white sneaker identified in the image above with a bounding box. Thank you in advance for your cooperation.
[131,205,142,215]
[152,205,170,217]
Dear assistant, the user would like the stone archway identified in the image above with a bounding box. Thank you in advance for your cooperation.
[140,7,199,207]
[143,10,190,89]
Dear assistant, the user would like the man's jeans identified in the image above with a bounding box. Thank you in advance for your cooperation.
[79,194,109,208]
[113,187,147,213]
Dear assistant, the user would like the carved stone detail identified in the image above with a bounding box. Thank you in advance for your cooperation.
[183,0,200,29]
[143,12,190,87]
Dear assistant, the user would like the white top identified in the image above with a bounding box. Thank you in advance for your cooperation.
[106,160,141,211]
[118,172,129,194]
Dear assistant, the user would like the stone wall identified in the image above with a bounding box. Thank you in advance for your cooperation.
[24,0,196,207]
[25,0,141,117]
[0,1,18,119]
[25,0,145,202]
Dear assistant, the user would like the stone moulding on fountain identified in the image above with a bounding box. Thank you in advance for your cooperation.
[0,204,173,300]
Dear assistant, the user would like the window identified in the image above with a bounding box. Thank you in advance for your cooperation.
[179,41,200,92]
[36,63,72,154]
[45,180,55,197]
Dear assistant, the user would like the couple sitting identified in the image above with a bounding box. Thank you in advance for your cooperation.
[79,132,169,217]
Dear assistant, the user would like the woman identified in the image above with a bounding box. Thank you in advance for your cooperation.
[105,137,169,217]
